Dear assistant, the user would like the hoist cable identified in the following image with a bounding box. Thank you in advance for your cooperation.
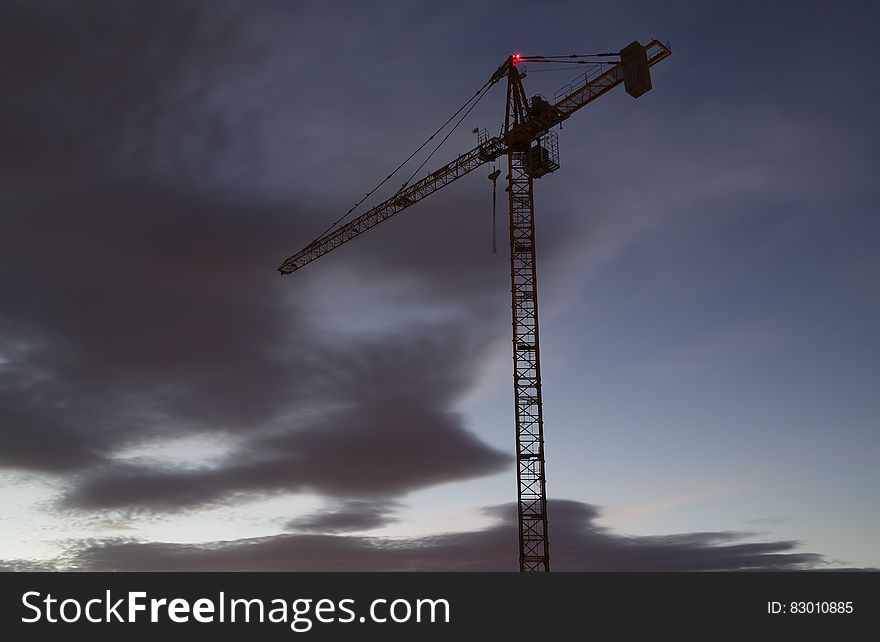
[398,81,493,192]
[307,77,495,245]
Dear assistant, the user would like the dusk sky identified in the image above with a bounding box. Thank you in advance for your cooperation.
[1,0,878,571]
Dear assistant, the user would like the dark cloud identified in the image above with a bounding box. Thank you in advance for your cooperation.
[0,2,512,512]
[43,500,828,571]
[2,177,512,505]
[60,325,510,511]
[288,500,401,533]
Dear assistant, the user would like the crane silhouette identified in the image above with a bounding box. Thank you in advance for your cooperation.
[279,40,671,571]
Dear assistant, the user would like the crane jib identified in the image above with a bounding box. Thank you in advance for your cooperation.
[278,136,507,274]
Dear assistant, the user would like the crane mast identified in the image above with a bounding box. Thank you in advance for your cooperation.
[504,60,551,571]
[278,39,671,572]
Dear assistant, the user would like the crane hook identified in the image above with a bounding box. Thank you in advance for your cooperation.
[489,167,501,254]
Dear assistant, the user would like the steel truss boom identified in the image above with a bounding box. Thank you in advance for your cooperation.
[509,39,671,142]
[278,137,506,274]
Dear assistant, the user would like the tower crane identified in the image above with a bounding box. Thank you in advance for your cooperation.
[279,39,672,572]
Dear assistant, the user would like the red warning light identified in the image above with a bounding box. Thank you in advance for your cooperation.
[512,53,522,65]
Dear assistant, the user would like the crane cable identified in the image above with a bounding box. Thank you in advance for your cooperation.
[397,79,493,193]
[528,62,614,73]
[517,52,619,60]
[307,76,497,245]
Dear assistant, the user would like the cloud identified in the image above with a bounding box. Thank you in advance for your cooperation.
[1,174,512,508]
[288,500,401,533]
[40,499,828,571]
[59,324,510,512]
[0,2,512,514]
